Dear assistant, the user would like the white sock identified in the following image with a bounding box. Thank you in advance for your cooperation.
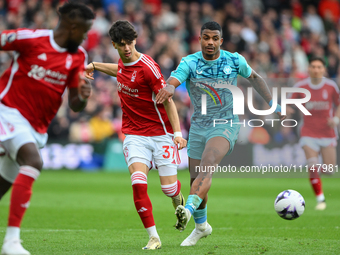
[146,226,159,239]
[196,221,207,231]
[4,227,20,240]
[316,194,325,203]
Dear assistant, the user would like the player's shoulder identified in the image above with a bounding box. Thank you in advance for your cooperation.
[15,29,50,40]
[221,50,238,57]
[140,54,162,78]
[293,78,310,88]
[324,78,339,93]
[76,46,88,59]
[181,51,202,62]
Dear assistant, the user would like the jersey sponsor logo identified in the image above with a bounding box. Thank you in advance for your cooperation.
[223,66,232,75]
[305,101,329,110]
[37,53,47,61]
[28,65,68,85]
[117,81,139,97]
[65,54,72,69]
[196,81,225,106]
[322,90,328,100]
[131,70,137,82]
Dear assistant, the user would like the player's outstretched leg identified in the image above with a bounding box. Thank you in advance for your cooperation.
[160,179,185,209]
[180,205,212,246]
[175,194,203,231]
[307,157,326,210]
[130,171,161,250]
[2,143,42,255]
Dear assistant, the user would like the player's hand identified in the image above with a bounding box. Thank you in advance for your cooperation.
[156,85,175,104]
[174,137,187,150]
[327,117,339,128]
[79,72,91,101]
[85,63,95,80]
[285,106,295,117]
[277,112,286,121]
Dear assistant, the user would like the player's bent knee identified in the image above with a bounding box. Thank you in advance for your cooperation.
[24,157,43,171]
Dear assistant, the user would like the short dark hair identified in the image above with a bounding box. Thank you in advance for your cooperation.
[58,2,95,21]
[309,56,326,66]
[201,21,222,37]
[108,20,138,44]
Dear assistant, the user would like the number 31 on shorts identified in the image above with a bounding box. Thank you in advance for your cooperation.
[162,145,176,159]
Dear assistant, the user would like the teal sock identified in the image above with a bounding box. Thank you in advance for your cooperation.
[193,205,207,224]
[185,195,203,214]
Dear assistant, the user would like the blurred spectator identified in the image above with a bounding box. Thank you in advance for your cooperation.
[0,0,339,147]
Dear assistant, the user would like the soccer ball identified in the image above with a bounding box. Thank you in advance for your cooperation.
[274,190,305,220]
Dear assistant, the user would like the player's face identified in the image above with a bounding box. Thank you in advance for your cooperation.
[199,29,223,60]
[113,39,137,63]
[308,60,325,79]
[67,19,93,53]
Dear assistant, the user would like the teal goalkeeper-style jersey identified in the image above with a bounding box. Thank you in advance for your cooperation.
[170,50,252,128]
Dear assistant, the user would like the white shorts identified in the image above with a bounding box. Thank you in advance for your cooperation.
[123,134,180,177]
[299,136,337,152]
[0,103,47,182]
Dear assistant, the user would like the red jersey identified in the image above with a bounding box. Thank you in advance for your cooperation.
[0,29,87,133]
[291,78,340,138]
[117,54,173,136]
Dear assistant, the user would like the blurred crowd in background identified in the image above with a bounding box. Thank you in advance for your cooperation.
[0,0,340,147]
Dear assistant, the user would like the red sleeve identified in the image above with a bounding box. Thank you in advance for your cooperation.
[332,85,340,107]
[289,91,301,99]
[143,57,166,94]
[66,49,87,89]
[0,29,34,53]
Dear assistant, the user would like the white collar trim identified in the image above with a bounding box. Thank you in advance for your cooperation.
[49,30,67,53]
[123,53,143,66]
[308,77,325,90]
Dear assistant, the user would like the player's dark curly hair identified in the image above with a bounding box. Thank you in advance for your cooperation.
[309,56,326,66]
[201,21,222,37]
[108,20,138,44]
[58,2,95,20]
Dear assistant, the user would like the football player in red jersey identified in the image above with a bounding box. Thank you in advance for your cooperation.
[290,57,340,210]
[85,20,187,250]
[0,3,94,254]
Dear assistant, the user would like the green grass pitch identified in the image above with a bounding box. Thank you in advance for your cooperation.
[0,170,339,254]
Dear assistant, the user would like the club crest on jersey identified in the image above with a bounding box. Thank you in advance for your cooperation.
[223,66,232,75]
[131,70,137,82]
[322,90,328,100]
[65,54,72,69]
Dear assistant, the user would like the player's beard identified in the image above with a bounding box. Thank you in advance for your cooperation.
[66,39,80,53]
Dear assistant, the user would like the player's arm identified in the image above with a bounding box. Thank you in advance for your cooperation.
[328,101,340,128]
[247,69,285,121]
[163,98,187,150]
[85,62,118,79]
[156,58,190,104]
[68,73,91,112]
[155,77,182,104]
